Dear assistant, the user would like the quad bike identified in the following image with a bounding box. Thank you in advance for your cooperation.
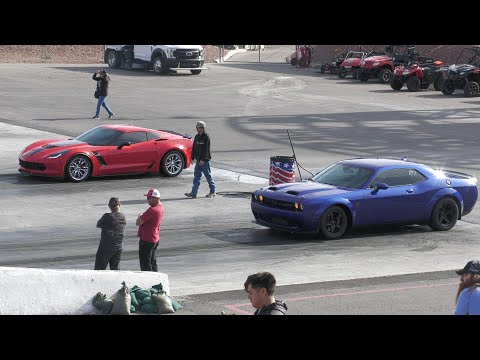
[441,46,480,97]
[390,60,446,92]
[290,45,312,67]
[315,49,347,75]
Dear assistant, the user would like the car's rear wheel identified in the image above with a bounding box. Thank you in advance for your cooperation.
[160,150,184,177]
[66,155,91,182]
[106,50,121,68]
[428,197,458,231]
[319,205,348,240]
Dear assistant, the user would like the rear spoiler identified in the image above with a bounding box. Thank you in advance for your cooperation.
[158,129,192,139]
[440,169,476,180]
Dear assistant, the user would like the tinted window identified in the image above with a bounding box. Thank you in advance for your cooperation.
[369,168,427,188]
[146,131,162,141]
[311,164,374,189]
[74,127,121,146]
[115,131,147,145]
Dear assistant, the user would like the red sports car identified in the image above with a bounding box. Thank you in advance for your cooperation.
[18,124,193,182]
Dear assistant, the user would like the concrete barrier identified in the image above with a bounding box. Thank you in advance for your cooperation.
[0,267,169,315]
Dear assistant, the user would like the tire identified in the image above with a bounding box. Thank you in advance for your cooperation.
[428,197,458,231]
[441,80,455,95]
[358,71,369,82]
[299,58,307,67]
[352,68,359,79]
[290,58,298,66]
[390,78,404,90]
[320,66,326,74]
[406,76,421,92]
[378,68,392,83]
[106,50,121,69]
[66,155,91,182]
[319,205,348,240]
[420,82,430,90]
[153,56,168,75]
[338,67,347,78]
[160,150,184,177]
[464,81,479,97]
[190,70,202,75]
[433,76,443,91]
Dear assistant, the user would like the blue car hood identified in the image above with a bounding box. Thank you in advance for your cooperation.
[263,181,354,198]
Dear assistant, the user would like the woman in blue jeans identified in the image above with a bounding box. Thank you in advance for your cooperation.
[92,70,114,119]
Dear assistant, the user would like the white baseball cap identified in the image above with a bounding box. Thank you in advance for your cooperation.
[144,188,160,198]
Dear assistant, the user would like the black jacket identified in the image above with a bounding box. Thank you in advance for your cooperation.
[96,212,126,251]
[254,301,288,315]
[192,132,212,162]
[93,73,109,97]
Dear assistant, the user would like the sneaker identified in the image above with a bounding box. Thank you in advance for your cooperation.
[206,192,216,198]
[92,115,100,119]
[108,113,115,119]
[184,192,197,198]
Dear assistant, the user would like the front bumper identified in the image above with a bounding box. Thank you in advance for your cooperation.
[18,157,64,177]
[164,58,205,70]
[251,202,317,233]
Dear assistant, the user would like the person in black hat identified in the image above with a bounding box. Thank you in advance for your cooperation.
[94,197,126,270]
[454,260,480,315]
[92,69,115,119]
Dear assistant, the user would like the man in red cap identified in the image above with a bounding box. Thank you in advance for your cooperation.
[136,188,164,271]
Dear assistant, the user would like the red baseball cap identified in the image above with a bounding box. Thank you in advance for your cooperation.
[144,188,160,198]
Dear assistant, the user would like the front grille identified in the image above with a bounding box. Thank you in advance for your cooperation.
[174,49,201,60]
[260,197,297,211]
[258,214,298,227]
[19,160,46,170]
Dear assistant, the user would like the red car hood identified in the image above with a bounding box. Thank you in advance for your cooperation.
[21,139,89,160]
[341,58,362,66]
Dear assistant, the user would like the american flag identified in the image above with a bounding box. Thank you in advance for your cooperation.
[269,160,296,185]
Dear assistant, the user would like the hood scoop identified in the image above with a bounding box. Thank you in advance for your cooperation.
[286,190,299,196]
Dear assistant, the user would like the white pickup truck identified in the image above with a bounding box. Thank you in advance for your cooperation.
[104,45,207,75]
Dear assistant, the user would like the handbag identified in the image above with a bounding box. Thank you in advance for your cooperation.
[94,90,99,99]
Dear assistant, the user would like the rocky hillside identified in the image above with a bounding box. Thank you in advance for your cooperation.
[0,45,224,63]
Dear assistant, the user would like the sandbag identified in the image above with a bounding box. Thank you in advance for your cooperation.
[152,291,175,314]
[110,281,131,315]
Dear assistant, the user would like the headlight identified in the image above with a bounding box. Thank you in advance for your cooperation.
[373,62,380,66]
[199,50,204,57]
[164,49,175,59]
[47,150,70,159]
[294,203,304,211]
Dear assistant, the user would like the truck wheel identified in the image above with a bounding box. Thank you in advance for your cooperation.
[153,56,168,75]
[390,78,404,90]
[406,77,421,92]
[160,150,184,177]
[433,76,443,91]
[464,81,479,97]
[190,70,202,75]
[441,80,455,95]
[378,68,392,83]
[106,50,121,68]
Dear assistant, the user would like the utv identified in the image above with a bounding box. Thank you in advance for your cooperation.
[390,60,446,92]
[441,46,480,97]
[338,49,385,79]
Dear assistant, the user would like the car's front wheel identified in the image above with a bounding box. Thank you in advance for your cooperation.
[319,205,348,240]
[160,150,184,177]
[66,155,91,182]
[428,197,458,231]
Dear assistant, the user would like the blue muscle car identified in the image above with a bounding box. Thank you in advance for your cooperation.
[251,158,478,239]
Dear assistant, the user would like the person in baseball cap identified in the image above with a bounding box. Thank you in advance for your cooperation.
[454,260,480,315]
[136,188,164,272]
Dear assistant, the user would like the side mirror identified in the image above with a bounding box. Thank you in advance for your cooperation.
[376,183,389,190]
[117,141,131,149]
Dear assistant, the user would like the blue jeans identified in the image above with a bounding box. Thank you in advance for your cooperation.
[95,96,113,117]
[191,160,215,195]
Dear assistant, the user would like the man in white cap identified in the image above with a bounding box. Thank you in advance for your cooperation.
[136,188,164,271]
[185,120,216,198]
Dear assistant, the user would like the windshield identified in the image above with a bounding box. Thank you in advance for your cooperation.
[311,163,374,189]
[74,127,122,146]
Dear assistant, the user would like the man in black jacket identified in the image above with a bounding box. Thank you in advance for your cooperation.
[185,121,216,198]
